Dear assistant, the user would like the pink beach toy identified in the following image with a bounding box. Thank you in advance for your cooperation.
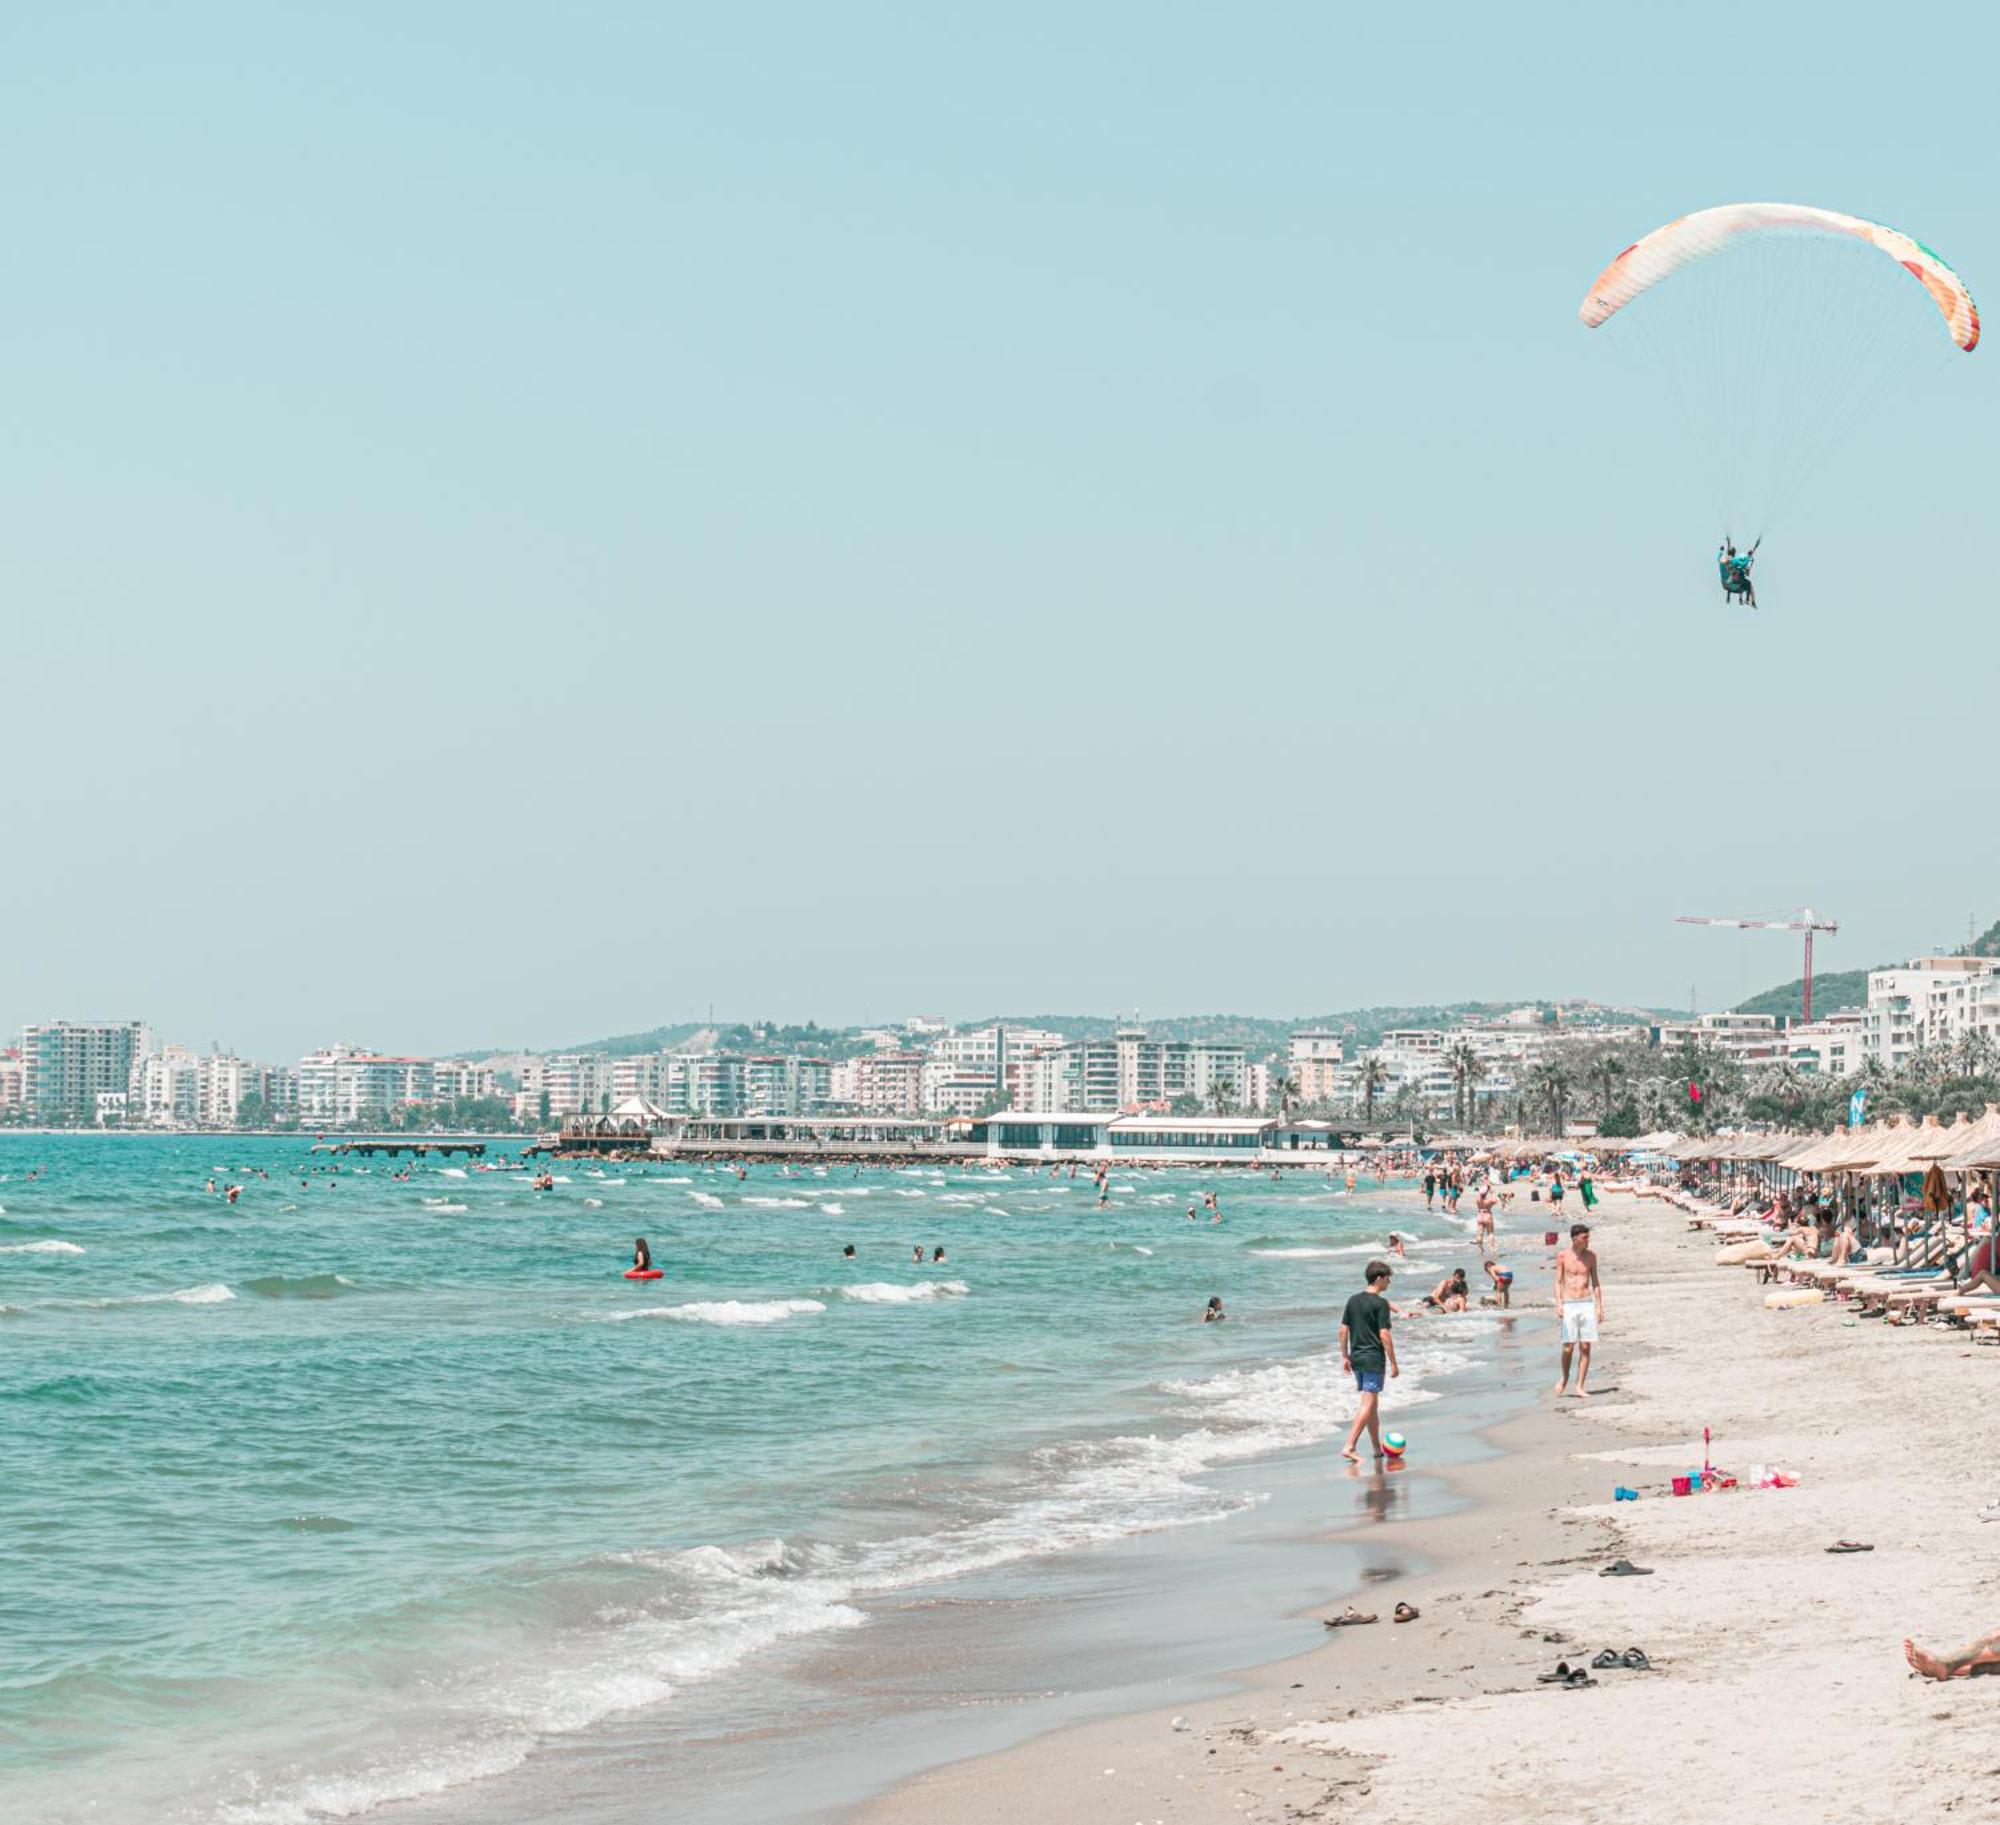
[1671,1475,1692,1497]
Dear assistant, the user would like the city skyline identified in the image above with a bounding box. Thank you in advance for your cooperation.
[8,5,1997,1061]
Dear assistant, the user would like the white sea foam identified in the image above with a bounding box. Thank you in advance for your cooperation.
[837,1280,968,1304]
[438,1167,468,1179]
[742,1196,810,1208]
[77,1282,237,1308]
[198,1296,1483,1825]
[583,1198,604,1208]
[0,1239,83,1255]
[819,1202,845,1215]
[1248,1245,1374,1259]
[421,1200,470,1215]
[688,1191,725,1210]
[891,1188,926,1199]
[613,1299,827,1326]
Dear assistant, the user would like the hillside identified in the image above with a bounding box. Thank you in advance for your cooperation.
[1735,968,1873,1023]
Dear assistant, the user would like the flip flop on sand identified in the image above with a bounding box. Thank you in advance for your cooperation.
[1535,1661,1577,1684]
[1562,1668,1597,1689]
[1621,1648,1653,1670]
[1322,1606,1378,1628]
[1825,1541,1874,1553]
[1590,1649,1623,1669]
[1392,1602,1419,1623]
[1599,1559,1654,1577]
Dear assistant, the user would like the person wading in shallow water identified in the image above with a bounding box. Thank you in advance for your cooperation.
[1339,1261,1399,1462]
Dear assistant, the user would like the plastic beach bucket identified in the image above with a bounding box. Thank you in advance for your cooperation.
[1688,1470,1703,1492]
[1671,1475,1692,1497]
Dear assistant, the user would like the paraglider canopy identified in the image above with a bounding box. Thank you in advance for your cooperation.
[1580,202,1979,351]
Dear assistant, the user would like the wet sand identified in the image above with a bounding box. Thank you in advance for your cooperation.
[853,1187,2000,1824]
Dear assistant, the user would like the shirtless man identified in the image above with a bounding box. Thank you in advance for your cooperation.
[1552,1223,1603,1397]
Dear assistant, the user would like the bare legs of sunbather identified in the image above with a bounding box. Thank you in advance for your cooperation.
[1905,1629,2000,1681]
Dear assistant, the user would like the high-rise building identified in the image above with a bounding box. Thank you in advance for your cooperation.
[134,1046,203,1126]
[1287,1031,1345,1104]
[22,1022,150,1122]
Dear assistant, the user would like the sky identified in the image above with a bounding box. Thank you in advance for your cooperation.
[5,3,1995,1058]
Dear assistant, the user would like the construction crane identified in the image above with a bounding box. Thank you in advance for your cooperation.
[1675,908,1839,1023]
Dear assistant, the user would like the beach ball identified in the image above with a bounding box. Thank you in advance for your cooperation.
[1383,1432,1407,1459]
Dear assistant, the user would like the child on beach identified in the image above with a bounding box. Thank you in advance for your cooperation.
[1339,1262,1399,1462]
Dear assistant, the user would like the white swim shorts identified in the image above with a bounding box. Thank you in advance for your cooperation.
[1561,1300,1599,1345]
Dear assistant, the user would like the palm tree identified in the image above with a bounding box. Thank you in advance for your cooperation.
[1445,1040,1476,1129]
[1358,1057,1389,1124]
[1595,1053,1625,1117]
[1461,1049,1487,1129]
[1529,1060,1572,1137]
[1207,1080,1237,1116]
[1269,1071,1298,1122]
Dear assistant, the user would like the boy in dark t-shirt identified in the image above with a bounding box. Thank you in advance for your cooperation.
[1339,1260,1399,1462]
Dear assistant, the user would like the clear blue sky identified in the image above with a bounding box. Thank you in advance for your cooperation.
[6,4,1993,1057]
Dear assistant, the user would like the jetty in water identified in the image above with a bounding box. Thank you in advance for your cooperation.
[311,1138,490,1159]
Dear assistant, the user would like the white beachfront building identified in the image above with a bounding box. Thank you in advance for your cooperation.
[1858,956,2000,1071]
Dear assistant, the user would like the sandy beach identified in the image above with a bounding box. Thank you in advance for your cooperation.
[854,1187,2000,1825]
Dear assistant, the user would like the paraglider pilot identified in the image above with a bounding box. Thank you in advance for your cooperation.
[1718,538,1759,608]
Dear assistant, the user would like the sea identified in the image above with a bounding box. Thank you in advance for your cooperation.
[0,1135,1527,1824]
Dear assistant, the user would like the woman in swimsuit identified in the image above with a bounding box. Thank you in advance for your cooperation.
[633,1237,652,1271]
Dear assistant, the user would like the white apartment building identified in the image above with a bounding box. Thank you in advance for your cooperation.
[134,1046,202,1126]
[835,1051,927,1112]
[0,1049,24,1109]
[1784,1011,1866,1077]
[1649,1011,1788,1065]
[921,1025,1066,1116]
[1860,956,2000,1071]
[198,1055,270,1126]
[1287,1031,1345,1104]
[22,1022,150,1122]
[519,1053,618,1120]
[743,1055,834,1116]
[611,1053,678,1107]
[297,1047,440,1126]
[1007,1031,1248,1114]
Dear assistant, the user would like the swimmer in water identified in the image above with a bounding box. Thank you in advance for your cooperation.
[1203,1295,1227,1323]
[843,1243,857,1259]
[932,1245,946,1262]
[225,1185,241,1205]
[1386,1232,1406,1258]
[912,1245,925,1264]
[633,1237,653,1271]
[1187,1204,1199,1222]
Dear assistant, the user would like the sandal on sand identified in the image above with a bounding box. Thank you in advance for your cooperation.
[1392,1602,1420,1623]
[1322,1605,1378,1628]
[1825,1541,1874,1554]
[1562,1668,1597,1689]
[1590,1649,1622,1669]
[1535,1661,1576,1684]
[1600,1559,1654,1577]
[1621,1648,1652,1670]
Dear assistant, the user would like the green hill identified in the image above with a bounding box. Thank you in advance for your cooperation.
[1735,968,1872,1023]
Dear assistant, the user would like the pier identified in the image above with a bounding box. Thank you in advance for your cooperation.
[311,1138,490,1159]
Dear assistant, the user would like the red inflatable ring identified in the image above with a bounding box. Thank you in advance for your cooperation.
[624,1267,663,1280]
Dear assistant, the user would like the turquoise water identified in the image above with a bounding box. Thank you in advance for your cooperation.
[0,1137,1490,1824]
